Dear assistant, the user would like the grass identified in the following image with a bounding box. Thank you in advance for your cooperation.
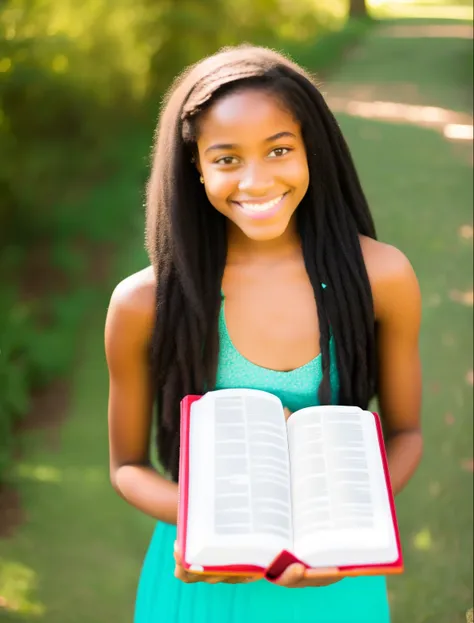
[1,8,473,623]
[332,25,473,622]
[0,134,151,622]
[328,26,473,113]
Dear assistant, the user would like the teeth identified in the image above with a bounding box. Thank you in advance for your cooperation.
[239,195,284,212]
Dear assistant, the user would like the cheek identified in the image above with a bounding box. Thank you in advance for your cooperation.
[287,157,310,193]
[202,171,237,208]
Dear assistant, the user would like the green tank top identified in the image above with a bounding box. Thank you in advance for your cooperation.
[215,293,339,411]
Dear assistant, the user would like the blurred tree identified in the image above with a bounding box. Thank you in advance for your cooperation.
[349,0,368,18]
[0,0,348,483]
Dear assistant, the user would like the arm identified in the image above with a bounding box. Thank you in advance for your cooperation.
[106,272,255,584]
[105,270,179,524]
[372,245,423,495]
[276,247,422,588]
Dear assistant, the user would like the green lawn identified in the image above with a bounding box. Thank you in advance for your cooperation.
[1,11,473,623]
[332,24,473,623]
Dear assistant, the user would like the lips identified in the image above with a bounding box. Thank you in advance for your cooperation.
[232,192,289,214]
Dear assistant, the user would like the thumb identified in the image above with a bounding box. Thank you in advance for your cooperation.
[283,407,292,421]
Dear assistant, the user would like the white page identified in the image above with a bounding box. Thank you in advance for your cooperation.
[185,389,293,568]
[287,406,398,567]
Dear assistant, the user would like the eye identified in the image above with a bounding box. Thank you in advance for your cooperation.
[268,147,291,158]
[215,156,239,165]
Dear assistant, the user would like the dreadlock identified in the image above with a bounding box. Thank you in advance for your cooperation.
[146,45,377,482]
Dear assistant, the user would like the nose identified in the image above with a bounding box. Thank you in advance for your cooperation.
[238,162,273,196]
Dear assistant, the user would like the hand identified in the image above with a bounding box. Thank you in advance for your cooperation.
[173,542,259,584]
[273,563,342,588]
[283,407,292,421]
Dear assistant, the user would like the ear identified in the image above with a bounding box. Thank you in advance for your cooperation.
[195,157,202,176]
[191,151,202,175]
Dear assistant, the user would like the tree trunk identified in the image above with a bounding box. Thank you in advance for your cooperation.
[349,0,368,18]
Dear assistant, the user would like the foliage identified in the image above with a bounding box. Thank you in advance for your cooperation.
[0,0,373,481]
[1,9,473,620]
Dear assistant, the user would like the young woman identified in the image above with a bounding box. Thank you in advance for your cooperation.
[105,45,423,622]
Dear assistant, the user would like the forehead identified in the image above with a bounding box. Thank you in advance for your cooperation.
[197,88,300,142]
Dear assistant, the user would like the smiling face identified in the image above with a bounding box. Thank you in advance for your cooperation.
[195,87,309,242]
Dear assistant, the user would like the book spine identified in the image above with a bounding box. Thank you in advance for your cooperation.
[177,395,202,569]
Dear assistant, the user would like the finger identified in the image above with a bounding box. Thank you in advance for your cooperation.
[173,544,199,581]
[224,575,258,584]
[283,407,292,421]
[174,564,196,583]
[203,575,228,584]
[302,567,340,587]
[303,567,338,579]
[205,573,255,584]
[187,572,232,584]
[274,563,306,587]
[173,541,182,564]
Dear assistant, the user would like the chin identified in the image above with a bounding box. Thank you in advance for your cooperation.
[239,219,293,242]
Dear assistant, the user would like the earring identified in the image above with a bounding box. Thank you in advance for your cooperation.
[199,175,204,184]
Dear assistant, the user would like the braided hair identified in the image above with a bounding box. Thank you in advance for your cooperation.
[146,45,377,481]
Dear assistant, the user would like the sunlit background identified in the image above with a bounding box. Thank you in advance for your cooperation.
[0,1,473,622]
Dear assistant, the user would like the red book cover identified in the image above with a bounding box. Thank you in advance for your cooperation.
[177,394,403,581]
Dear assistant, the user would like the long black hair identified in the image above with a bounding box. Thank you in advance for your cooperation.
[146,45,377,481]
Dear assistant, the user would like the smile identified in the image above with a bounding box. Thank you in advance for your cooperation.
[233,192,289,218]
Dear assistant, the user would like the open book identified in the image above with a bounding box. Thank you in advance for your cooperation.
[177,389,403,580]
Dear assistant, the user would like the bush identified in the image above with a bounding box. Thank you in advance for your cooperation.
[0,0,375,481]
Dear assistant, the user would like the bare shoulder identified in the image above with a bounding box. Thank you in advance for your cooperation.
[106,265,156,342]
[359,235,421,319]
[359,235,415,284]
[109,265,156,315]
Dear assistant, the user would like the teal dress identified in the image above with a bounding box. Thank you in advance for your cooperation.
[134,297,391,622]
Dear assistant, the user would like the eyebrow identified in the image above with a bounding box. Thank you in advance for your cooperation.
[204,131,297,154]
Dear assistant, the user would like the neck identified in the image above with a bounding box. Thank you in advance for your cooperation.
[226,216,301,265]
